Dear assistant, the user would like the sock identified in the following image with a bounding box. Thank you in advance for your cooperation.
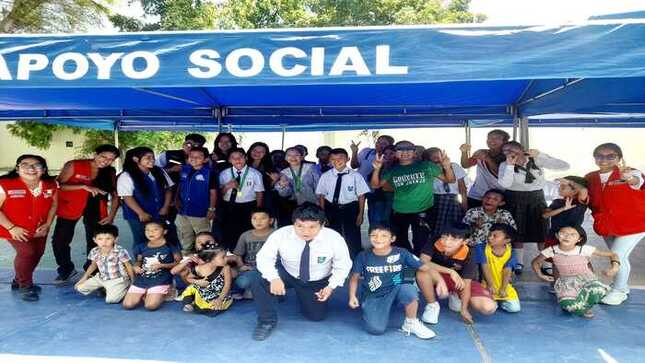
[513,248,524,265]
[426,301,439,309]
[405,317,417,324]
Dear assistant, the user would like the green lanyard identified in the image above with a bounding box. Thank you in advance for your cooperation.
[231,167,250,197]
[289,165,303,193]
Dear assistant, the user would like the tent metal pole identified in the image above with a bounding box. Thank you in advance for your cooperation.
[216,108,223,132]
[113,120,121,172]
[465,121,471,145]
[519,117,530,149]
[281,125,287,150]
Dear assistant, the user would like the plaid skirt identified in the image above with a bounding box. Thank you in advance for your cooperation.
[504,190,547,243]
[429,194,465,238]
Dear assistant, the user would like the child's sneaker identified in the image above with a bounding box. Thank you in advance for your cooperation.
[421,301,440,324]
[601,290,628,305]
[401,318,436,340]
[448,293,462,312]
[231,292,244,300]
[54,270,79,285]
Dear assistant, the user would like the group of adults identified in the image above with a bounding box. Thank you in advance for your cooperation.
[0,130,643,320]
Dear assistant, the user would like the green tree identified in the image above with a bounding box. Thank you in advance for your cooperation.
[0,0,114,33]
[79,129,191,157]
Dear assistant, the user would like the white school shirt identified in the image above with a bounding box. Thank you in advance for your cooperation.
[218,165,264,203]
[316,167,370,205]
[498,153,569,192]
[256,226,352,289]
[117,170,174,197]
[432,162,466,195]
[468,159,503,200]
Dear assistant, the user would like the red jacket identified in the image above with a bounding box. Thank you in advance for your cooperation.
[0,178,57,239]
[585,167,645,237]
[56,160,95,220]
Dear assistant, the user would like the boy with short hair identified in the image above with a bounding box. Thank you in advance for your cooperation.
[316,148,370,258]
[475,223,521,313]
[176,147,218,255]
[462,189,516,246]
[349,225,441,339]
[75,224,134,303]
[231,208,275,298]
[420,223,498,324]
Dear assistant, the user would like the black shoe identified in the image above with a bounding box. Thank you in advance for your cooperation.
[253,322,276,341]
[20,288,39,302]
[514,263,524,276]
[541,266,554,277]
[54,270,79,285]
[12,281,41,293]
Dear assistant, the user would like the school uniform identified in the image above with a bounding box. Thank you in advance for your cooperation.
[275,163,319,226]
[316,167,370,258]
[219,165,264,250]
[498,153,569,243]
[252,226,352,325]
[429,162,466,241]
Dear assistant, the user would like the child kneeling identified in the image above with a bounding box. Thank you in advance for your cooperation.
[476,223,521,313]
[180,244,233,315]
[349,225,447,339]
[75,224,134,303]
[123,221,181,311]
[532,225,619,318]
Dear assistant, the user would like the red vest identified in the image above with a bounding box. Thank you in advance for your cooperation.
[56,160,94,220]
[585,167,645,237]
[0,178,57,239]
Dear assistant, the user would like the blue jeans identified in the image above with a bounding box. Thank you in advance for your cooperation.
[126,219,147,248]
[361,284,418,335]
[235,269,260,290]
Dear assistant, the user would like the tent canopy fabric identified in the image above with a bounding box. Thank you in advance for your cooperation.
[0,19,644,131]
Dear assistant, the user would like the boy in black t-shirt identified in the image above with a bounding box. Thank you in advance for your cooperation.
[420,223,497,324]
[349,225,447,338]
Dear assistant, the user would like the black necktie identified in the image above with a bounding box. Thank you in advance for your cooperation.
[230,170,241,203]
[332,172,346,205]
[299,240,312,282]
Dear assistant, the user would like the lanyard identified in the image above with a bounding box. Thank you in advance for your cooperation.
[231,167,250,196]
[289,165,303,192]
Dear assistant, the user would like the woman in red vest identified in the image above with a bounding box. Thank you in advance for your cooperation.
[51,144,120,284]
[0,154,58,301]
[585,143,645,306]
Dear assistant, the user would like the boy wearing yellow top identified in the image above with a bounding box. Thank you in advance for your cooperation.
[476,223,521,313]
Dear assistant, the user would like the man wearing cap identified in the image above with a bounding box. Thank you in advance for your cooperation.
[371,141,455,255]
[250,204,352,341]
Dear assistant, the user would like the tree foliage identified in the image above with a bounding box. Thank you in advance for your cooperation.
[0,0,114,33]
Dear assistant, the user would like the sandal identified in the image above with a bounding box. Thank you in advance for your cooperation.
[583,309,594,319]
[514,263,524,276]
[182,304,194,312]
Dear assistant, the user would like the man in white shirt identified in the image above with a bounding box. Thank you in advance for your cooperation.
[251,204,352,341]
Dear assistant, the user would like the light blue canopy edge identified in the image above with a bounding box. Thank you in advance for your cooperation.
[0,17,644,131]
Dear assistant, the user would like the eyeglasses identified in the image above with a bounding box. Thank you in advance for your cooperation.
[183,142,199,148]
[594,154,618,161]
[18,163,44,170]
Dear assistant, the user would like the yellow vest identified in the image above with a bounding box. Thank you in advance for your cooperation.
[481,244,518,301]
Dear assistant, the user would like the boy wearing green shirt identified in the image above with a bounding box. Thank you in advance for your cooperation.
[371,141,455,255]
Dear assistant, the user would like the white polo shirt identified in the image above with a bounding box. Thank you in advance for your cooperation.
[218,165,264,203]
[256,225,352,289]
[432,162,467,195]
[316,167,370,205]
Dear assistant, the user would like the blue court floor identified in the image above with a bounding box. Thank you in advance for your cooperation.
[0,270,642,363]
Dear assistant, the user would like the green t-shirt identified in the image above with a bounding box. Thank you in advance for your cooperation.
[382,161,442,213]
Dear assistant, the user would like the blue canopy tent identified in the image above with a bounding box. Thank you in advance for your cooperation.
[0,18,644,146]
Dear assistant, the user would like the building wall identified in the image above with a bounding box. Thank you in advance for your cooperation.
[0,123,87,173]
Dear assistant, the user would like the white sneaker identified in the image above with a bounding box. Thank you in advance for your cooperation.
[448,293,462,312]
[421,302,440,324]
[401,319,436,340]
[601,290,628,305]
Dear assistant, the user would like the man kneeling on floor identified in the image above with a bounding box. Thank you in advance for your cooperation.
[250,203,352,341]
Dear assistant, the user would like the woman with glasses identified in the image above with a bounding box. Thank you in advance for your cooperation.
[497,141,569,275]
[51,144,121,285]
[0,155,58,301]
[585,143,645,305]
